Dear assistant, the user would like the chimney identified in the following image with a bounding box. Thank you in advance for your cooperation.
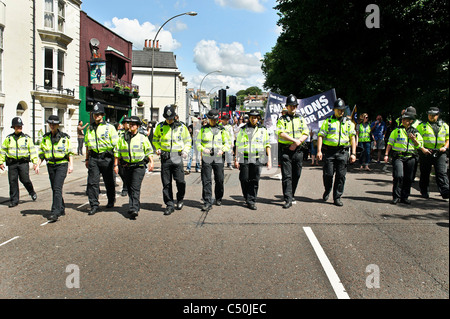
[144,39,148,47]
[156,40,159,48]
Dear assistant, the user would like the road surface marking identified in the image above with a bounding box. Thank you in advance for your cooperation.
[0,236,20,247]
[303,227,350,299]
[77,202,89,209]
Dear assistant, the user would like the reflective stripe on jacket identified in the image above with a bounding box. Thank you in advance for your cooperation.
[318,116,356,147]
[152,121,191,153]
[39,131,74,164]
[276,114,309,144]
[417,121,449,150]
[236,124,270,159]
[115,132,153,163]
[196,124,231,157]
[85,122,119,153]
[0,133,38,164]
[388,127,423,154]
[358,123,371,142]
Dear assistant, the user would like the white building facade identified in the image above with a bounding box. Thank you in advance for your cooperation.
[0,0,81,145]
[132,43,188,124]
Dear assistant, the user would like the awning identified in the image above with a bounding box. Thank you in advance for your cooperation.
[105,46,131,63]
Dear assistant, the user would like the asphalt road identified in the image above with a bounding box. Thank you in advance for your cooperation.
[0,156,448,302]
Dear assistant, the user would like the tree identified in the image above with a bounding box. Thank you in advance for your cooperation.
[262,0,449,121]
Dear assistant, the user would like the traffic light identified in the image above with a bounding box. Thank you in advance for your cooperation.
[229,95,237,111]
[219,89,227,110]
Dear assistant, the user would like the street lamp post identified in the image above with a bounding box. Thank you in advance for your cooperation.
[198,70,222,118]
[150,11,197,122]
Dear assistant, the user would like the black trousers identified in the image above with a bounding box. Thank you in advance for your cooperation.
[392,156,416,200]
[8,162,35,205]
[239,158,262,205]
[419,152,449,198]
[161,157,185,207]
[323,148,349,200]
[118,165,128,192]
[87,156,116,208]
[279,146,304,202]
[201,158,224,205]
[47,163,68,216]
[124,165,146,212]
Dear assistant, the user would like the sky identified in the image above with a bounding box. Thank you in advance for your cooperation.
[80,0,282,95]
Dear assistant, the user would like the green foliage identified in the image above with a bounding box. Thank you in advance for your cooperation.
[262,0,449,122]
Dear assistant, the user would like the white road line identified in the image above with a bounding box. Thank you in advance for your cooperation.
[0,236,20,247]
[77,202,89,209]
[303,227,350,299]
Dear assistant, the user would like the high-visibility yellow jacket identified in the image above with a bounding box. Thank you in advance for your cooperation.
[388,126,423,156]
[152,121,191,153]
[276,114,309,145]
[196,124,231,157]
[358,123,371,142]
[235,123,270,160]
[39,131,74,164]
[0,133,38,165]
[115,131,153,164]
[318,116,356,147]
[85,122,119,153]
[417,120,449,150]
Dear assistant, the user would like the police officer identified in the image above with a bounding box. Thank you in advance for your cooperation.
[384,110,426,204]
[114,116,154,219]
[317,98,357,207]
[417,107,449,199]
[35,115,74,222]
[235,109,271,210]
[276,94,310,208]
[0,117,38,207]
[117,115,130,196]
[153,105,191,215]
[84,102,119,215]
[220,114,235,169]
[197,109,232,212]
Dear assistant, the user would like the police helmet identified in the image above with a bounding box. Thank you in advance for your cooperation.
[248,109,260,117]
[334,98,346,110]
[427,107,440,115]
[92,102,106,114]
[163,105,176,120]
[285,94,298,106]
[11,117,24,128]
[47,115,61,124]
[207,109,219,120]
[402,111,416,120]
[128,116,141,125]
[405,106,417,116]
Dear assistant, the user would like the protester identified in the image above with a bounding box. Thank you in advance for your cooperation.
[370,115,386,164]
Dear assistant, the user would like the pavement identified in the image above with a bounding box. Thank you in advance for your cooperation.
[0,155,448,303]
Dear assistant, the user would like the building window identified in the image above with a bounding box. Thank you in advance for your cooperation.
[57,50,64,90]
[57,108,65,129]
[44,107,53,133]
[44,0,54,29]
[44,48,53,88]
[137,107,144,118]
[151,108,159,123]
[58,1,65,32]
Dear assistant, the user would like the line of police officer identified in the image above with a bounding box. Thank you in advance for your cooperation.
[385,106,449,204]
[1,100,448,222]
